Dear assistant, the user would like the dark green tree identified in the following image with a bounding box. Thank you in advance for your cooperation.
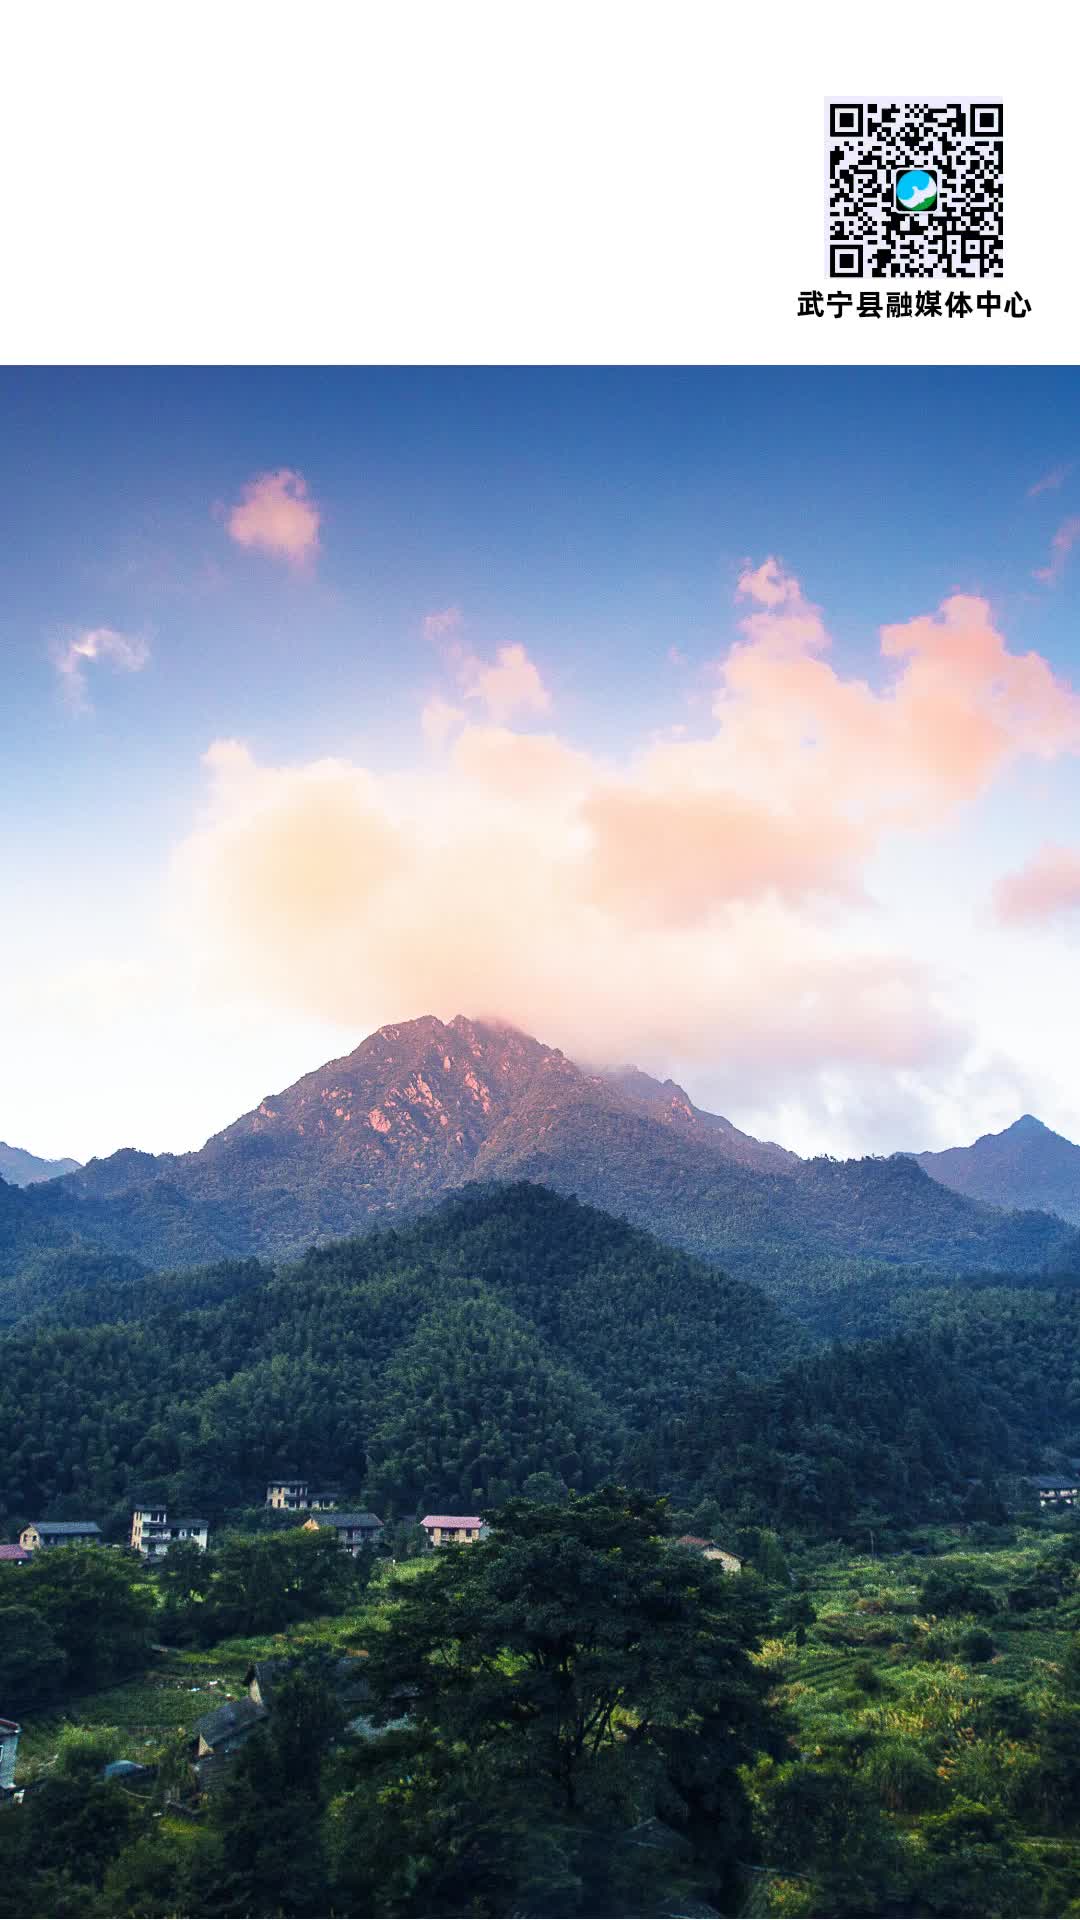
[0,1602,66,1710]
[188,1657,345,1917]
[360,1487,778,1913]
[20,1546,154,1688]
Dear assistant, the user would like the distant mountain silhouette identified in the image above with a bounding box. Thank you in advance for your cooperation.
[914,1114,1080,1225]
[0,1141,81,1187]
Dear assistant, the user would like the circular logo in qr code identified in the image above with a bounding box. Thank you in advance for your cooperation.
[895,168,937,211]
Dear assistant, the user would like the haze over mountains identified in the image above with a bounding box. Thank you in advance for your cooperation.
[4,1014,1079,1302]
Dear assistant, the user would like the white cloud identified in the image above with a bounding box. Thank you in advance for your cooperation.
[52,626,150,709]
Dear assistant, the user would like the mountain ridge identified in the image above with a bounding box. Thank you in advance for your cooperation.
[914,1112,1080,1225]
[0,1140,81,1187]
[37,1014,1080,1292]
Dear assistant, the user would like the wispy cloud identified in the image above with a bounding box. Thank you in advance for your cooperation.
[1028,463,1071,498]
[420,695,466,746]
[52,626,150,710]
[1033,514,1080,585]
[424,607,552,725]
[225,468,321,567]
[994,843,1080,924]
[423,606,464,642]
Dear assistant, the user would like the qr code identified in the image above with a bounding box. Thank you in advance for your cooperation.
[827,100,1003,278]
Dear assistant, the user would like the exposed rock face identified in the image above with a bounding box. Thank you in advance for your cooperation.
[58,1013,800,1256]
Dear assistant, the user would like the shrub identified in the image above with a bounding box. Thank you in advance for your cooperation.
[851,1660,882,1694]
[919,1573,998,1617]
[959,1626,995,1665]
[972,1685,1035,1740]
[863,1737,946,1813]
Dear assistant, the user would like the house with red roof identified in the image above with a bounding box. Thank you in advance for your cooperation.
[674,1535,742,1574]
[0,1545,30,1564]
[420,1514,485,1548]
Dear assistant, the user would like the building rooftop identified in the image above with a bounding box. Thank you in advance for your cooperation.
[316,1511,383,1529]
[26,1520,101,1535]
[245,1656,374,1713]
[421,1515,483,1529]
[194,1696,267,1748]
[0,1545,30,1561]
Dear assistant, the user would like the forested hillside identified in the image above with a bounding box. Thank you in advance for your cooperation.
[1,1183,1076,1545]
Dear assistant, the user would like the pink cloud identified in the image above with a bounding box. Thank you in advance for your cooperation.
[1033,514,1080,586]
[462,642,551,724]
[994,844,1080,924]
[583,783,868,928]
[171,561,1080,1114]
[176,733,962,1097]
[716,566,1080,825]
[737,557,801,608]
[226,469,321,567]
[420,695,465,747]
[424,608,552,724]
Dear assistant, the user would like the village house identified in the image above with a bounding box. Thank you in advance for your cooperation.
[18,1520,101,1552]
[190,1696,267,1793]
[0,1545,30,1565]
[0,1721,19,1797]
[420,1513,485,1548]
[265,1476,338,1511]
[1030,1474,1079,1507]
[190,1656,413,1795]
[301,1510,384,1554]
[130,1502,209,1557]
[674,1535,743,1573]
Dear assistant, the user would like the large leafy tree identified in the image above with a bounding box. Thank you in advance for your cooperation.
[0,1601,66,1710]
[18,1546,154,1689]
[353,1486,780,1914]
[186,1658,346,1919]
[164,1529,371,1644]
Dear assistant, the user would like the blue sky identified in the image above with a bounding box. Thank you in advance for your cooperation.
[5,367,1080,1163]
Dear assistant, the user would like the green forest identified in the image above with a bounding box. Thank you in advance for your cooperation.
[4,1179,1080,1915]
[1,1183,1078,1542]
